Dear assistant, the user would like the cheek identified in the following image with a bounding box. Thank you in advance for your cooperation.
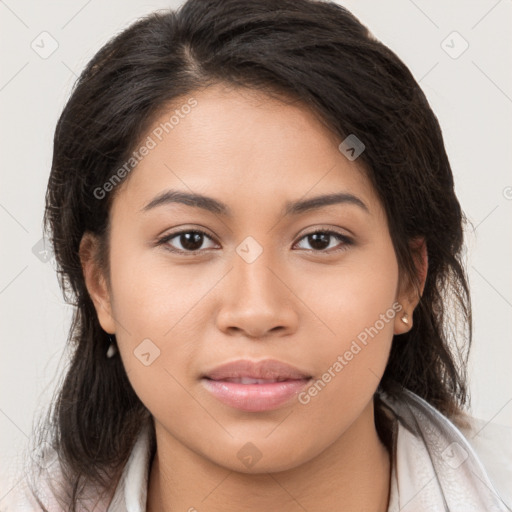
[106,235,196,393]
[108,233,205,338]
[298,241,399,404]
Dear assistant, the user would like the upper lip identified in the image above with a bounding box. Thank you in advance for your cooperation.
[203,359,312,381]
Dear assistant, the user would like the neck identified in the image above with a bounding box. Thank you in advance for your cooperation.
[147,400,391,512]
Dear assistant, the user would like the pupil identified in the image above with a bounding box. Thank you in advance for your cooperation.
[309,233,329,250]
[181,232,203,250]
[177,232,332,252]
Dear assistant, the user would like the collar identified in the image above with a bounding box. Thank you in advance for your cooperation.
[380,388,511,511]
[107,417,154,512]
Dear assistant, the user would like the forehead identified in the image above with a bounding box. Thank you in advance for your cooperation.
[111,84,380,219]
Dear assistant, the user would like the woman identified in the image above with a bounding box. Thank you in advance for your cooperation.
[4,0,511,510]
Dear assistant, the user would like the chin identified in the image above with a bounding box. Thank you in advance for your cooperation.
[205,442,313,475]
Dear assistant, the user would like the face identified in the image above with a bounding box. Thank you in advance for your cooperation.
[82,83,416,473]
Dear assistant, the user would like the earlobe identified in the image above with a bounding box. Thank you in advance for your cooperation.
[79,232,116,334]
[393,307,412,335]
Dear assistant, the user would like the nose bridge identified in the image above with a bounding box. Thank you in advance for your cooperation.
[232,235,283,308]
[215,236,297,337]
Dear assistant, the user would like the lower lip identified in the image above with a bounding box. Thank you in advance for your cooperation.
[201,378,311,412]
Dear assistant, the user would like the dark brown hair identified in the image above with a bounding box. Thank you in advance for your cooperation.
[29,0,471,509]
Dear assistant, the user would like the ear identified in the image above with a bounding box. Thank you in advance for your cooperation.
[79,232,116,334]
[394,237,428,335]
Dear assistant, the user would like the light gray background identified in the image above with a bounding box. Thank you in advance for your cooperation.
[1,0,511,497]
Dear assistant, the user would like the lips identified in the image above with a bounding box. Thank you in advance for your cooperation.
[203,358,311,381]
[201,359,312,412]
[221,377,288,384]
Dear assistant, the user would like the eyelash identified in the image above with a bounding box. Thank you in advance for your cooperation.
[156,228,353,255]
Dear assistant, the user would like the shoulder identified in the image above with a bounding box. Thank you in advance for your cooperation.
[379,388,512,511]
[0,465,67,512]
[0,440,64,511]
[0,448,111,512]
[1,474,112,512]
[2,419,154,512]
[458,415,512,508]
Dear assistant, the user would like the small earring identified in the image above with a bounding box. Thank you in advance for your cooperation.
[106,334,118,358]
[401,313,409,325]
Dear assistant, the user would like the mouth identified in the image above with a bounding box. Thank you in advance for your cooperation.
[208,377,298,384]
[201,359,312,412]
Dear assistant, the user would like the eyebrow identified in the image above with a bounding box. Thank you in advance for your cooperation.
[141,189,369,216]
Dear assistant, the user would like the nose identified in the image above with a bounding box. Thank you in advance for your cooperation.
[215,249,299,340]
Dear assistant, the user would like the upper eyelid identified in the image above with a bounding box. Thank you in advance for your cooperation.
[163,226,351,239]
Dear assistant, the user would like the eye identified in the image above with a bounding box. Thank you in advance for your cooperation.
[293,230,353,253]
[157,229,218,254]
[156,228,353,255]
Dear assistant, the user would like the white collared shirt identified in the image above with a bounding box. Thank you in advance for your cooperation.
[3,389,511,511]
